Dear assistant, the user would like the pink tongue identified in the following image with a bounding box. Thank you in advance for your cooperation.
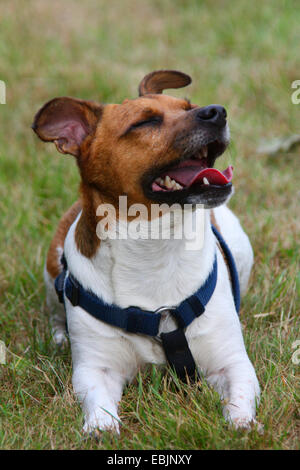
[166,165,233,187]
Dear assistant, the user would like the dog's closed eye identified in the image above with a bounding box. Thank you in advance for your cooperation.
[123,115,163,136]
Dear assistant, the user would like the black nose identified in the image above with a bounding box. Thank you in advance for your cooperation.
[196,104,227,128]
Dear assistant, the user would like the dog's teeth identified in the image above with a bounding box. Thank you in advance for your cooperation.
[171,179,182,190]
[203,177,210,185]
[164,176,173,189]
[159,175,183,190]
[197,146,207,159]
[155,177,164,186]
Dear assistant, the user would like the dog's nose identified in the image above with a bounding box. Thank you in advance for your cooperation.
[196,105,227,128]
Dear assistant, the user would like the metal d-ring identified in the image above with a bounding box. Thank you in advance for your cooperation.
[153,306,178,343]
[154,306,177,315]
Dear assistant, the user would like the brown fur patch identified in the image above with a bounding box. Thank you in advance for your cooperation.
[34,80,204,260]
[46,200,82,279]
[79,95,195,214]
[45,94,198,258]
[74,183,102,258]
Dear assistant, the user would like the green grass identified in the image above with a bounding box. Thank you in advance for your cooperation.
[0,0,299,450]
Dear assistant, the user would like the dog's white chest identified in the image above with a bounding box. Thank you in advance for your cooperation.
[110,235,214,312]
[65,210,215,313]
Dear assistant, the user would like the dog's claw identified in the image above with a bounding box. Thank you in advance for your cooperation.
[89,428,103,441]
[83,414,120,437]
[231,417,264,434]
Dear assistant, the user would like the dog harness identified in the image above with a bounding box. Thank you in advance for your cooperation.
[55,224,240,383]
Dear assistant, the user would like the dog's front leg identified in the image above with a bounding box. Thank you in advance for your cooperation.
[72,364,124,435]
[207,358,261,430]
[190,309,261,430]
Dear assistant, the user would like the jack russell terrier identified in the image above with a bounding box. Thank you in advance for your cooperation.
[32,70,260,435]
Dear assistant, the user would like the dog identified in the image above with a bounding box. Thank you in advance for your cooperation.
[32,70,260,435]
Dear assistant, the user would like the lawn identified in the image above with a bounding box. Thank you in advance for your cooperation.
[0,0,299,450]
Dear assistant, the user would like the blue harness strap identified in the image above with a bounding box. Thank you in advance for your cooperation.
[58,255,218,337]
[211,225,240,313]
[54,224,240,382]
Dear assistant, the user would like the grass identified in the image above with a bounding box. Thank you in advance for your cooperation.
[0,0,299,450]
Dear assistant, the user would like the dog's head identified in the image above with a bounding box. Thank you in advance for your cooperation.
[32,70,231,210]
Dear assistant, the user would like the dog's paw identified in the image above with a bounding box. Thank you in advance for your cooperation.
[52,329,68,347]
[83,410,120,437]
[229,416,264,434]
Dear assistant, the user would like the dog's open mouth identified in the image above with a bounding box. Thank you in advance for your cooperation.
[144,139,232,208]
[151,141,232,192]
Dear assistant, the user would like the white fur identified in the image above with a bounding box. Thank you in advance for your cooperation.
[46,204,260,434]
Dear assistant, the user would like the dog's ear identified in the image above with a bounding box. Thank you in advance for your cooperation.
[32,97,103,157]
[138,70,191,96]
